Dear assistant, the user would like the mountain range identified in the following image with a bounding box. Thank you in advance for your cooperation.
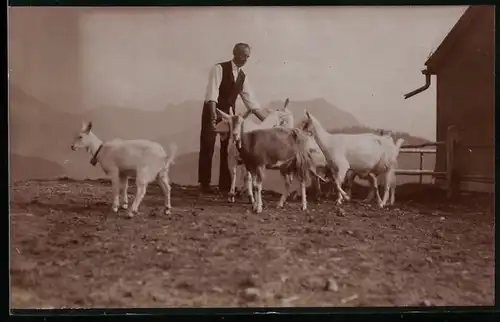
[9,83,433,188]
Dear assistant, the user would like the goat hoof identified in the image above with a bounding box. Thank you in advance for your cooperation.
[121,204,129,210]
[127,211,136,218]
[112,206,119,213]
[228,196,235,203]
[164,208,172,215]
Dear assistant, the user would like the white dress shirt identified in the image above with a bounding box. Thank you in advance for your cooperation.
[205,60,261,111]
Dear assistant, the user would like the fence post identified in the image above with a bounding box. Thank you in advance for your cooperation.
[419,152,423,184]
[445,125,459,198]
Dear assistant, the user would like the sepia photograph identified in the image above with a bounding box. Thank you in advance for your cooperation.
[9,5,494,309]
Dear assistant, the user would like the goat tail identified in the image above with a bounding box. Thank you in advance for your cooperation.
[293,149,312,186]
[290,128,314,186]
[165,143,178,169]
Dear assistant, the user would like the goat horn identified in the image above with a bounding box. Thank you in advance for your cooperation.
[216,108,231,119]
[283,98,290,109]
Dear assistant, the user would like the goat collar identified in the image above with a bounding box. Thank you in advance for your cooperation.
[90,144,103,166]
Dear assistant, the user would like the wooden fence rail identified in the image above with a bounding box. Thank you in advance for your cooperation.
[394,125,457,196]
[399,148,436,154]
[400,142,444,149]
[396,125,494,197]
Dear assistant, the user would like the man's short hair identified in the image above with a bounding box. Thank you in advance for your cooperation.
[233,43,251,53]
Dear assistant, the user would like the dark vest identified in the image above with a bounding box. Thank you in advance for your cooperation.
[217,60,246,114]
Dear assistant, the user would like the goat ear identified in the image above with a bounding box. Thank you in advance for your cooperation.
[304,110,311,119]
[216,108,231,120]
[81,121,92,133]
[283,98,290,110]
[85,122,93,134]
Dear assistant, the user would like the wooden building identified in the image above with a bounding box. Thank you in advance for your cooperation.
[405,5,495,193]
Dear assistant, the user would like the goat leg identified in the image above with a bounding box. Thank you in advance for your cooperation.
[329,159,351,206]
[363,188,376,203]
[254,167,265,213]
[251,174,259,212]
[277,173,292,208]
[255,179,263,214]
[367,173,383,208]
[379,171,393,208]
[111,174,121,213]
[345,171,355,200]
[332,163,350,205]
[362,174,376,203]
[238,167,249,198]
[157,171,172,215]
[314,176,322,202]
[245,171,255,205]
[300,181,307,211]
[128,181,148,218]
[228,164,238,203]
[119,174,129,209]
[389,186,396,205]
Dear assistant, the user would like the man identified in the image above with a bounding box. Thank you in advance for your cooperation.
[198,42,266,195]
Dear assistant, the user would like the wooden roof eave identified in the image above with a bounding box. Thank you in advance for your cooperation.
[424,6,484,74]
[403,5,486,99]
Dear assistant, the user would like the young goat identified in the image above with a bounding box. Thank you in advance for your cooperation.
[216,109,325,213]
[299,111,403,208]
[214,99,295,203]
[70,121,177,218]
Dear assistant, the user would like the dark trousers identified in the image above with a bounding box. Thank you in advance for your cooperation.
[198,102,231,192]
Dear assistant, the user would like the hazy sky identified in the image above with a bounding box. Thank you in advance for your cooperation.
[78,6,467,140]
[12,6,468,140]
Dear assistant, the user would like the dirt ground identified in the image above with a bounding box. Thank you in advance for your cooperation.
[10,178,494,308]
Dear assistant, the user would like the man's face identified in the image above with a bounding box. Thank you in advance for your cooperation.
[233,46,251,68]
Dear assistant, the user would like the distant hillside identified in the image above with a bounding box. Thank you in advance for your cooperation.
[10,154,66,183]
[9,85,206,179]
[10,85,369,181]
[9,83,79,157]
[266,98,361,130]
[10,84,433,185]
[9,84,103,180]
[81,100,204,155]
[327,125,432,147]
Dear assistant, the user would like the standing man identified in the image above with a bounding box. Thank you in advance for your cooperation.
[198,43,267,195]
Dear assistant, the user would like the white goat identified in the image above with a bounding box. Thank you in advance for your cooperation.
[215,99,295,203]
[70,121,177,218]
[345,132,404,206]
[216,109,325,213]
[300,111,404,208]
